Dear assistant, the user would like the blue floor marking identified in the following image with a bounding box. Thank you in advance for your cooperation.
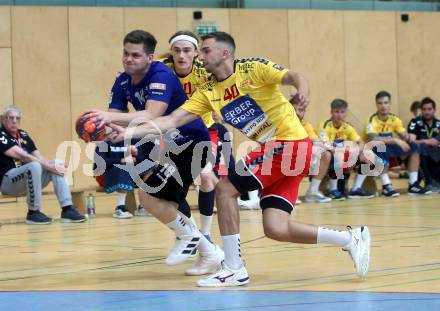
[0,290,439,311]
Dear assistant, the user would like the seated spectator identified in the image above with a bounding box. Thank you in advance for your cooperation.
[386,100,421,180]
[358,91,430,197]
[292,100,332,204]
[314,99,373,202]
[408,97,440,192]
[410,100,421,118]
[95,141,137,218]
[0,106,86,224]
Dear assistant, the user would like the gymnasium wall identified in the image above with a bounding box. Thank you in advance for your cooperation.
[1,6,439,187]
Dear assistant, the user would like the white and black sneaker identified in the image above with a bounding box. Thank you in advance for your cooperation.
[113,206,133,219]
[165,232,202,265]
[304,191,332,203]
[408,182,432,196]
[343,226,371,278]
[382,184,400,197]
[197,261,250,287]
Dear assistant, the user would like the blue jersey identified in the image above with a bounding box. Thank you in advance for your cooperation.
[108,61,208,143]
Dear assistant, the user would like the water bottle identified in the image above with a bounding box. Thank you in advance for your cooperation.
[87,193,96,218]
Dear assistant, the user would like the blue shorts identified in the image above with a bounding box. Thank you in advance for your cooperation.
[373,142,419,167]
[103,166,134,193]
[418,144,440,161]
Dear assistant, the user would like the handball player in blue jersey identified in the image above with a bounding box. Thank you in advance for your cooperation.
[105,32,372,287]
[90,30,223,273]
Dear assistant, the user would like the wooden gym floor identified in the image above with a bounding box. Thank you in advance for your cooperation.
[0,184,439,310]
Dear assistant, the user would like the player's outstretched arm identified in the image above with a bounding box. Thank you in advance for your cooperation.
[89,100,168,128]
[107,108,199,142]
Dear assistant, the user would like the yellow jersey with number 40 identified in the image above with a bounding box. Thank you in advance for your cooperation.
[181,58,307,143]
[161,56,214,128]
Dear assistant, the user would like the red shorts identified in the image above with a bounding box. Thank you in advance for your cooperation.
[228,138,312,213]
[95,175,104,187]
[208,129,219,157]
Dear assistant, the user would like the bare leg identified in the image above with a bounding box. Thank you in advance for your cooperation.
[262,208,318,243]
[215,177,241,235]
[407,152,420,172]
[199,165,219,192]
[317,150,331,180]
[138,190,179,224]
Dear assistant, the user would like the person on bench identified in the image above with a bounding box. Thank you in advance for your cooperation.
[0,106,86,224]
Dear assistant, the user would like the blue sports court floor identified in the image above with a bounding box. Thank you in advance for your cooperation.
[1,290,439,310]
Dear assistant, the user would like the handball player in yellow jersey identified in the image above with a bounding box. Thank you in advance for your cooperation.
[107,32,371,287]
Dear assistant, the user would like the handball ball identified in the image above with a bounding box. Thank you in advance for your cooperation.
[75,112,107,142]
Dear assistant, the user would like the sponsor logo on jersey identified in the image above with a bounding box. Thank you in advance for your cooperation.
[110,146,129,153]
[193,67,207,77]
[272,63,284,71]
[237,63,255,73]
[239,79,254,88]
[149,83,167,90]
[378,132,393,138]
[242,114,269,137]
[221,96,263,129]
[134,89,146,105]
[220,96,273,142]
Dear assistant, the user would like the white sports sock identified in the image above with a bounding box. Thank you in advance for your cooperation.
[199,215,213,236]
[308,178,322,193]
[408,171,418,184]
[166,215,193,237]
[198,234,216,253]
[317,227,351,246]
[329,179,338,191]
[117,192,127,206]
[380,173,391,186]
[353,174,367,190]
[222,234,243,269]
[248,190,259,201]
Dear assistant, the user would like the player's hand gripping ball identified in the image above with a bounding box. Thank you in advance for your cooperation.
[75,112,107,142]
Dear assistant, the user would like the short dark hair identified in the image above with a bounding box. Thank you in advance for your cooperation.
[375,90,391,101]
[410,100,421,113]
[421,97,436,109]
[123,30,157,54]
[330,99,348,110]
[169,30,199,48]
[201,31,236,55]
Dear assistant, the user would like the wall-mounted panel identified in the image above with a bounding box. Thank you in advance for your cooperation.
[176,8,230,38]
[344,11,399,131]
[124,7,177,58]
[230,9,289,151]
[230,9,288,64]
[0,48,13,108]
[0,6,11,47]
[397,12,440,125]
[69,7,123,187]
[11,6,71,158]
[289,10,345,128]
